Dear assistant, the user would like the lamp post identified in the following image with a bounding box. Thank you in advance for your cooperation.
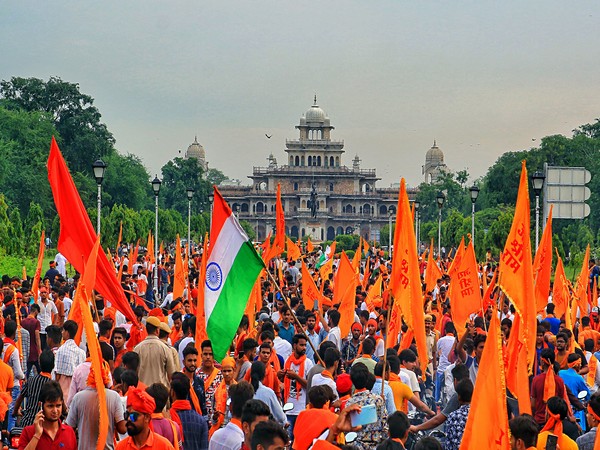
[469,184,480,243]
[186,187,194,257]
[414,200,420,250]
[388,206,395,258]
[208,192,214,231]
[151,176,161,301]
[436,191,445,257]
[531,171,546,249]
[92,159,107,235]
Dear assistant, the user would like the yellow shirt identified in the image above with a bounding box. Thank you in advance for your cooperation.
[536,431,578,450]
[388,373,414,413]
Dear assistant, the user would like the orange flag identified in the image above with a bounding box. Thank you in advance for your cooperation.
[504,314,531,415]
[302,262,323,311]
[31,230,45,301]
[362,256,371,290]
[244,278,262,322]
[128,239,140,274]
[497,161,536,369]
[424,239,443,295]
[319,242,336,282]
[334,252,358,338]
[449,240,482,339]
[352,239,362,271]
[263,184,285,262]
[286,236,301,262]
[261,231,272,263]
[447,237,465,279]
[75,237,109,450]
[307,237,314,253]
[146,230,154,266]
[364,274,382,312]
[552,254,569,320]
[363,238,370,255]
[533,206,553,313]
[390,179,427,377]
[459,309,510,450]
[173,235,185,300]
[195,234,209,346]
[574,244,591,318]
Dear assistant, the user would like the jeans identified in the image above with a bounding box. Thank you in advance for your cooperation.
[286,414,298,443]
[7,385,19,431]
[434,371,445,403]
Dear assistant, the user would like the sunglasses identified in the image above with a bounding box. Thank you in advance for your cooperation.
[128,411,142,422]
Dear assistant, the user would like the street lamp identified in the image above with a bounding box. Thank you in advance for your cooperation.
[186,187,194,257]
[151,176,161,301]
[92,159,107,235]
[388,206,395,259]
[531,170,546,249]
[436,191,445,257]
[414,200,420,250]
[208,191,214,230]
[469,184,480,242]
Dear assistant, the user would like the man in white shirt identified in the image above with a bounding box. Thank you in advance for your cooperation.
[55,252,68,277]
[435,322,456,402]
[37,287,58,349]
[273,324,292,362]
[209,381,255,450]
[310,347,340,400]
[326,309,342,351]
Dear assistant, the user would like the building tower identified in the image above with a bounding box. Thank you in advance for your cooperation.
[422,140,448,183]
[184,136,208,174]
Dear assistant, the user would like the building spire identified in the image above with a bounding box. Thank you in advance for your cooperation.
[194,135,198,143]
[313,94,317,105]
[433,139,437,147]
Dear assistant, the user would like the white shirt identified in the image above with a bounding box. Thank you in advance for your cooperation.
[273,337,292,362]
[55,253,68,277]
[311,372,339,400]
[62,297,73,316]
[327,326,342,351]
[284,357,314,415]
[160,293,173,308]
[37,300,58,333]
[209,420,244,450]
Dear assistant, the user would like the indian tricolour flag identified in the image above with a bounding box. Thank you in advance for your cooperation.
[204,187,264,361]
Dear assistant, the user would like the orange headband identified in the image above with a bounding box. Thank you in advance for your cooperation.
[567,359,580,369]
[588,405,600,423]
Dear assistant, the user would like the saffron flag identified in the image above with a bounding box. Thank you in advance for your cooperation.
[74,237,109,450]
[352,239,362,271]
[447,237,465,279]
[47,137,137,323]
[362,256,371,290]
[203,187,264,361]
[263,184,285,262]
[552,255,569,321]
[307,237,314,253]
[128,239,140,275]
[334,251,358,338]
[390,179,428,377]
[302,262,323,311]
[364,274,382,312]
[31,230,45,301]
[146,230,154,266]
[286,236,301,262]
[459,310,510,450]
[449,240,481,339]
[497,161,536,369]
[173,235,185,300]
[424,240,442,295]
[532,206,553,313]
[574,244,591,318]
[116,221,123,255]
[504,314,532,415]
[195,234,209,348]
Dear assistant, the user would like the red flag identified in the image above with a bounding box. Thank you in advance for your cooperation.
[47,137,137,323]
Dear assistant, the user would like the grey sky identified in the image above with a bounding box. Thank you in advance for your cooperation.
[2,1,599,188]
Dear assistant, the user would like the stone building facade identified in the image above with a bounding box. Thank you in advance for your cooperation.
[218,97,417,243]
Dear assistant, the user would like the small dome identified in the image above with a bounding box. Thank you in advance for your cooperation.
[304,95,327,123]
[186,136,205,160]
[426,140,444,162]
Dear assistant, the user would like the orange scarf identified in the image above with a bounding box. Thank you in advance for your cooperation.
[208,380,235,438]
[170,399,192,442]
[269,349,281,372]
[541,411,564,448]
[543,358,556,402]
[321,370,334,380]
[181,370,202,414]
[588,354,598,387]
[284,353,306,401]
[202,367,219,392]
[244,364,280,398]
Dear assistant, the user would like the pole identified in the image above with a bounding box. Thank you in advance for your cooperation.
[154,194,159,302]
[265,268,325,367]
[187,199,192,257]
[388,213,392,258]
[96,183,102,236]
[438,209,442,257]
[535,194,540,249]
[415,211,419,251]
[382,296,394,397]
[471,202,475,243]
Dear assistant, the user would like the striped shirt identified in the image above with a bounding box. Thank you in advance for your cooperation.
[20,374,51,427]
[55,339,86,377]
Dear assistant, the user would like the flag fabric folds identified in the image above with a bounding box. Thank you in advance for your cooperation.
[173,235,185,300]
[30,230,45,301]
[47,137,137,323]
[449,240,482,339]
[459,310,510,450]
[424,240,442,295]
[532,206,553,313]
[195,234,209,348]
[302,262,323,311]
[203,187,264,361]
[286,236,301,262]
[334,252,358,339]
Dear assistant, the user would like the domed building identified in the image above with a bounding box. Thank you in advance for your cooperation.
[185,136,208,174]
[422,140,448,183]
[218,97,414,242]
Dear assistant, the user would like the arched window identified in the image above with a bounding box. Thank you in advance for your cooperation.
[289,156,293,165]
[308,156,312,166]
[293,182,299,191]
[379,205,387,215]
[335,157,340,167]
[295,156,299,166]
[317,156,321,166]
[329,183,334,192]
[301,156,305,166]
[330,156,334,167]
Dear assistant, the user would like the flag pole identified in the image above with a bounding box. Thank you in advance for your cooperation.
[264,267,325,367]
[382,294,394,397]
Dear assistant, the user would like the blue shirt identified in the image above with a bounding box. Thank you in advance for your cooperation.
[546,317,561,335]
[278,322,295,344]
[371,378,396,414]
[175,408,208,450]
[254,382,286,425]
[558,368,589,401]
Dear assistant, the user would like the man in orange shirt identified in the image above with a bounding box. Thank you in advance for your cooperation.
[578,316,600,350]
[116,387,174,450]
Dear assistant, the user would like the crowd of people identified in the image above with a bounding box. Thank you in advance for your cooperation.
[1,241,600,450]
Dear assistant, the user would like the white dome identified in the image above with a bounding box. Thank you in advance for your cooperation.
[426,141,444,163]
[186,136,205,160]
[306,104,326,123]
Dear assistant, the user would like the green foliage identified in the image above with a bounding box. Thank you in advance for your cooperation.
[482,207,514,255]
[379,224,395,247]
[7,208,24,255]
[207,168,228,186]
[240,220,256,241]
[334,234,360,251]
[24,202,44,257]
[102,153,152,211]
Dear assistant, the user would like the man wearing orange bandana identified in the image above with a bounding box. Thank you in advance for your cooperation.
[210,356,237,437]
[66,360,127,450]
[279,333,313,443]
[530,349,566,426]
[117,387,174,450]
[169,373,208,449]
[536,396,578,450]
[365,318,384,359]
[196,340,223,420]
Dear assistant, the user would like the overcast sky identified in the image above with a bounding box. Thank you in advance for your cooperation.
[2,1,599,188]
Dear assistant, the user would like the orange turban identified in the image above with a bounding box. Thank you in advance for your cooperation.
[221,356,235,369]
[351,322,362,333]
[367,319,378,329]
[127,387,156,415]
[87,360,111,388]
